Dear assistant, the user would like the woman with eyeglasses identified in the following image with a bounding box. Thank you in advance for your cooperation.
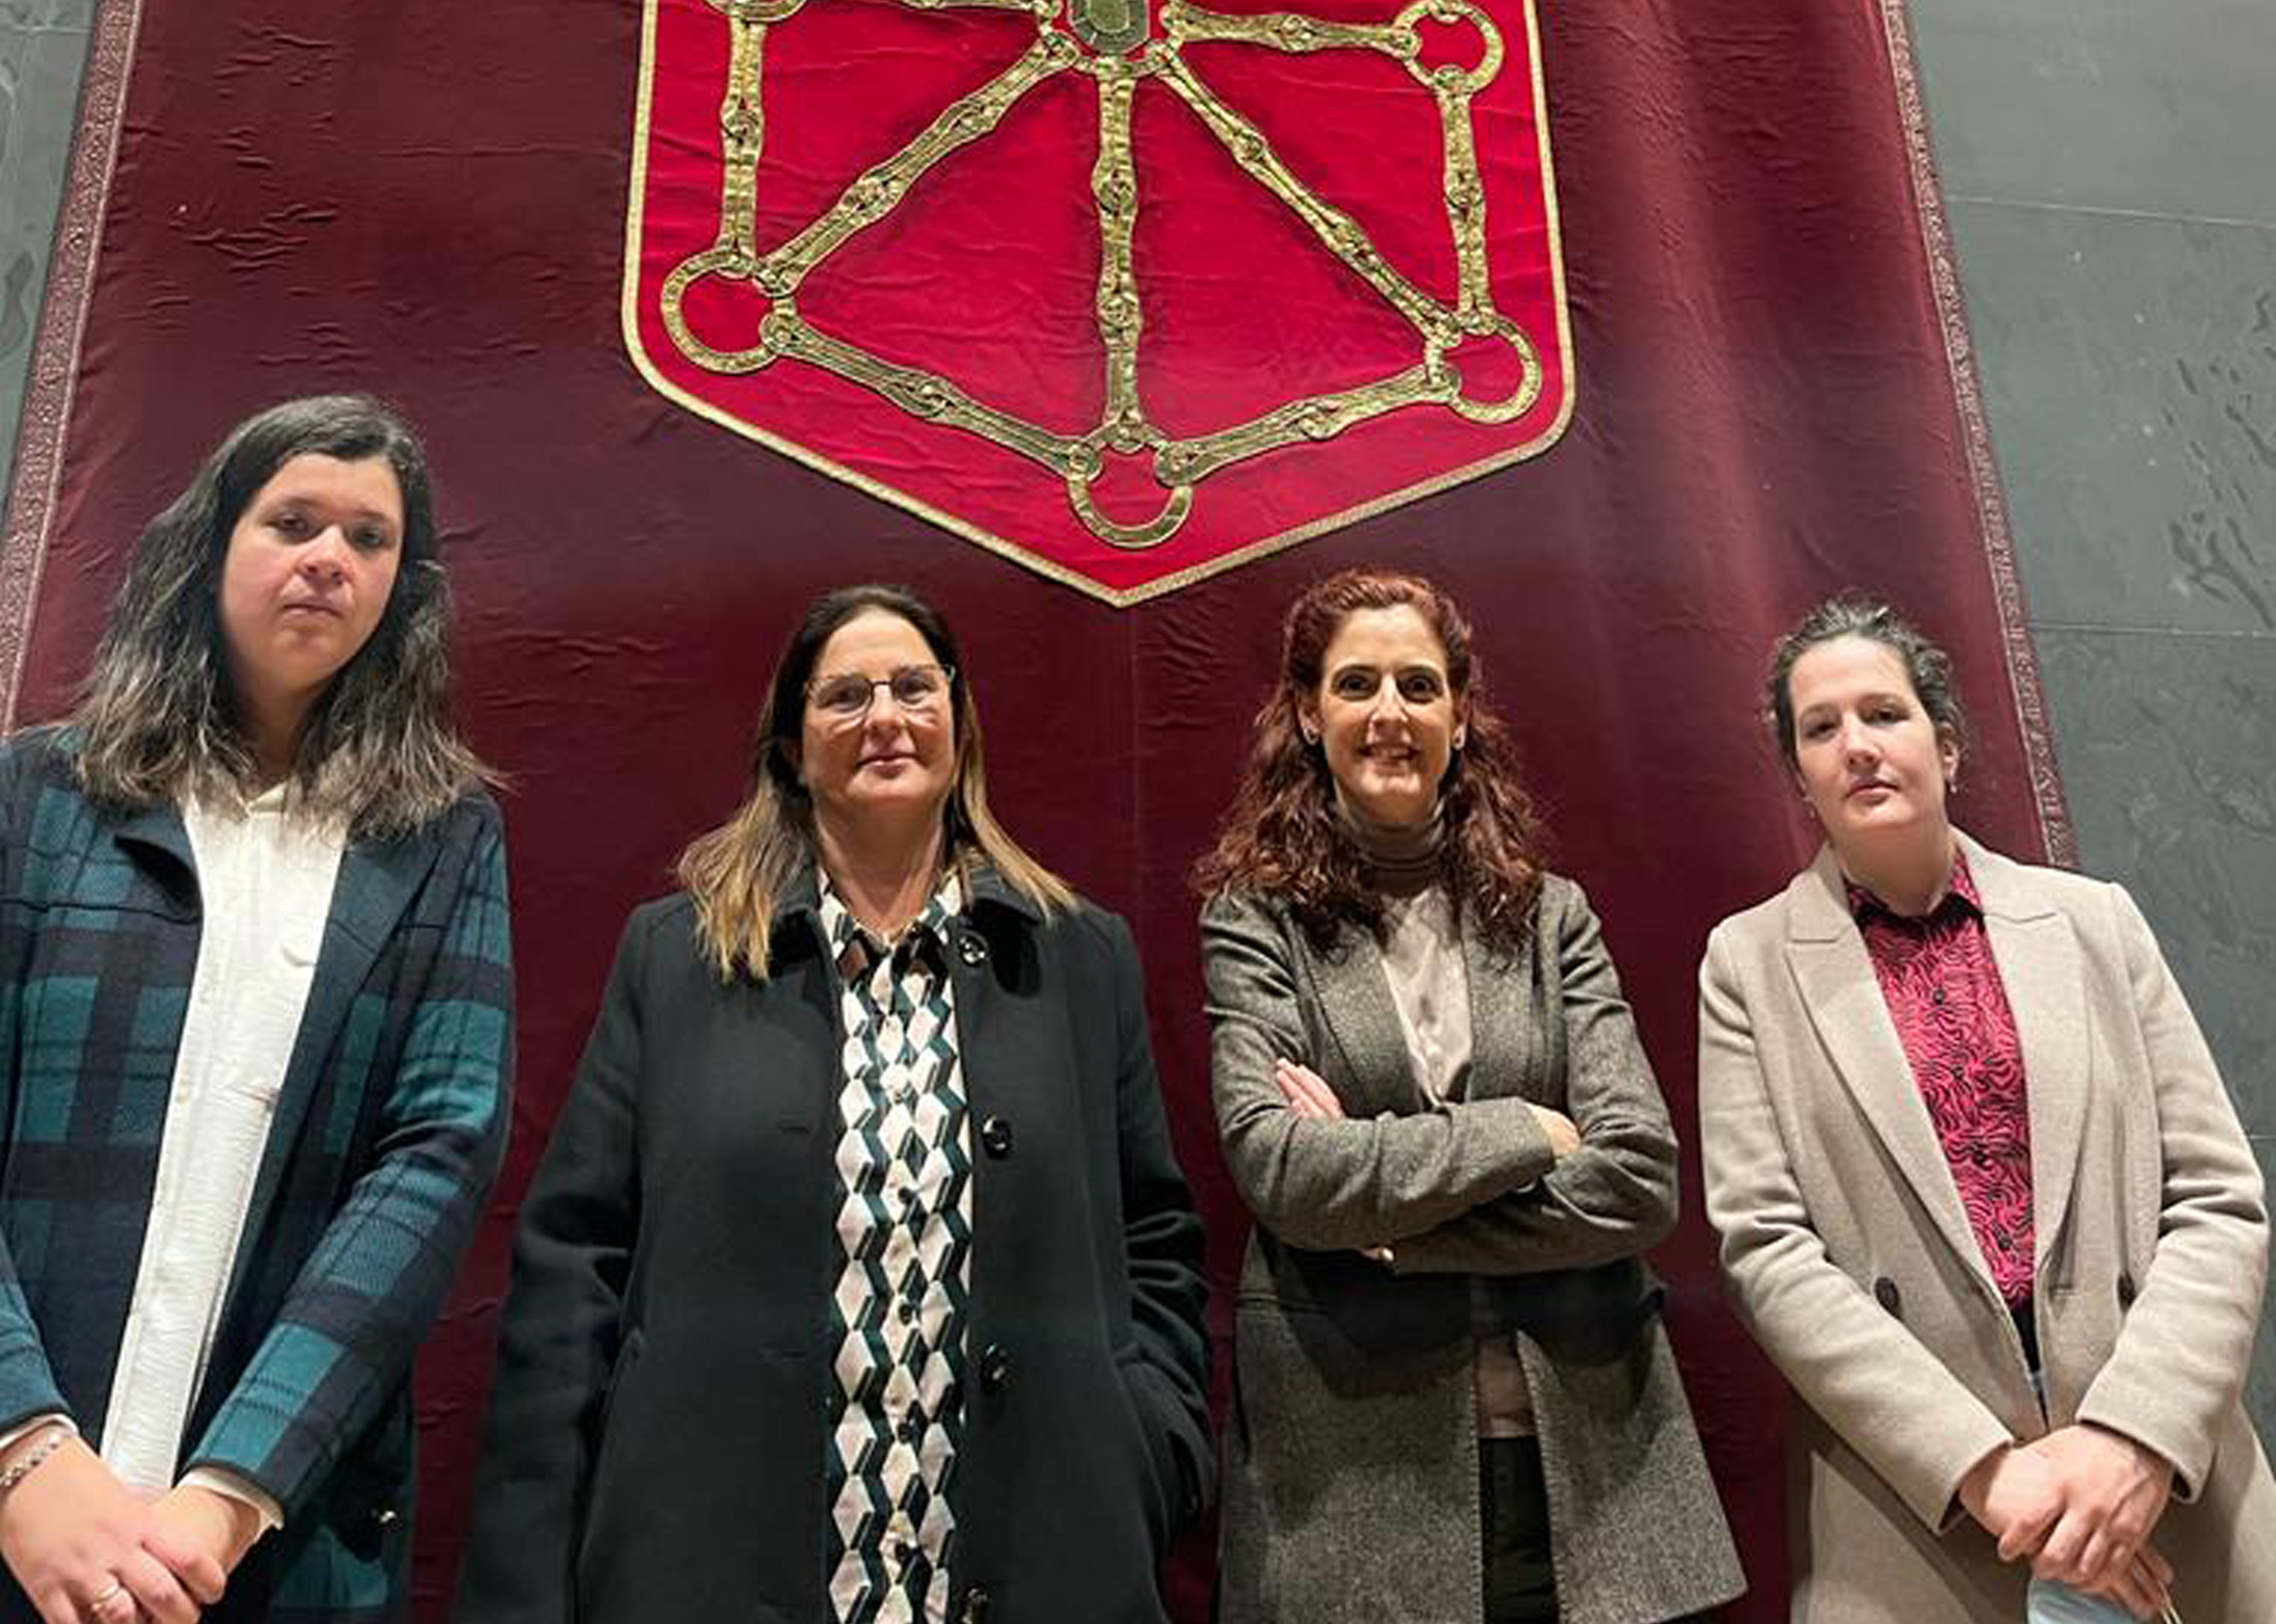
[1697,596,2275,1623]
[458,584,1211,1624]
[1197,569,1742,1624]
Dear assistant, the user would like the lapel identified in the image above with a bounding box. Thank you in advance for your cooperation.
[108,801,200,917]
[236,819,445,1259]
[1462,924,1534,1105]
[1304,920,1425,1116]
[941,864,1050,1122]
[1783,845,1993,1292]
[936,864,1052,1339]
[1959,833,2091,1284]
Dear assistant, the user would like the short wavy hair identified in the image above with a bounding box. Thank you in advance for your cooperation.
[1194,567,1548,953]
[66,394,492,836]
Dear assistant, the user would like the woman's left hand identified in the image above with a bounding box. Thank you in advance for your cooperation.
[1274,1059,1343,1121]
[2020,1425,2174,1598]
[143,1486,260,1595]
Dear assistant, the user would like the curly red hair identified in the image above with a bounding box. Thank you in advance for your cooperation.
[1194,568,1548,953]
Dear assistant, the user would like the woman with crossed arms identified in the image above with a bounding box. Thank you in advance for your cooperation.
[1199,568,1741,1624]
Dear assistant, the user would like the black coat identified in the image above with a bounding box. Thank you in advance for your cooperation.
[457,868,1211,1624]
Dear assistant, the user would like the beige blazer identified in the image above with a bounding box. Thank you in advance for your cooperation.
[1208,875,1743,1624]
[1699,832,2276,1622]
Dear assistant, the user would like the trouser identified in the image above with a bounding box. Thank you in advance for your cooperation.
[1479,1436,1720,1624]
[1481,1436,1557,1623]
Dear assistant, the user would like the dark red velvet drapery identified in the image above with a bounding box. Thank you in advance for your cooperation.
[0,0,2063,1618]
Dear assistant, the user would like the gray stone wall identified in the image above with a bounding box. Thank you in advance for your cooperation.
[1903,0,2276,1435]
[0,0,90,475]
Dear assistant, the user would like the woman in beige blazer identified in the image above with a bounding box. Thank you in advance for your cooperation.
[1200,569,1742,1624]
[1699,596,2276,1623]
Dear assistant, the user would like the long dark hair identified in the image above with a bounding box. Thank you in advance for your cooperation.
[67,394,493,836]
[1195,568,1548,953]
[676,583,1071,980]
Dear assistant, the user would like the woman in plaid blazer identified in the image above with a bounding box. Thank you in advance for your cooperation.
[0,397,512,1624]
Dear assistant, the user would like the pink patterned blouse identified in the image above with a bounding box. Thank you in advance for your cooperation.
[1848,852,2035,1308]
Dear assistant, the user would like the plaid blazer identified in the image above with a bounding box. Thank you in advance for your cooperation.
[0,729,513,1624]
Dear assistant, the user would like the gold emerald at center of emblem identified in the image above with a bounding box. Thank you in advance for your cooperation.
[1068,0,1147,56]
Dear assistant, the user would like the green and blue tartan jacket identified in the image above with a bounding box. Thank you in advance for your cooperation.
[0,729,513,1624]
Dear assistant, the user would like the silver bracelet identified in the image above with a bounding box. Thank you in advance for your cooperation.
[0,1427,68,1500]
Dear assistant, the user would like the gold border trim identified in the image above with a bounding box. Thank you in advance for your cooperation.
[619,0,1575,608]
[0,0,145,726]
[1875,0,2074,865]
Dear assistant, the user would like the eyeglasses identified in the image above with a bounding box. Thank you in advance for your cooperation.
[806,662,955,724]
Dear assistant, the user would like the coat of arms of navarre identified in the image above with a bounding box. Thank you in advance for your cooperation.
[624,0,1572,604]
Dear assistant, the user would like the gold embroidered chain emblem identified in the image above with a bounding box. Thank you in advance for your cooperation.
[660,0,1543,549]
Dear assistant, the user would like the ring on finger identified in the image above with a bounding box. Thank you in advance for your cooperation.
[88,1581,130,1619]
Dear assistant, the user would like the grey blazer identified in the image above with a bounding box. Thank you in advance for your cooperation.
[1699,833,2276,1622]
[1205,875,1743,1624]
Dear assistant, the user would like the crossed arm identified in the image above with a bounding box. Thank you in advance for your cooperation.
[1201,884,1676,1272]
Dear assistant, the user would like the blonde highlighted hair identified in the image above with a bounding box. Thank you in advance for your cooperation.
[677,584,1070,980]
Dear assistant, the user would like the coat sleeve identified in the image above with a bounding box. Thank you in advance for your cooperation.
[454,906,653,1623]
[2073,884,2269,1500]
[1096,911,1214,1532]
[1382,883,1680,1276]
[184,802,515,1518]
[0,738,73,1431]
[1202,892,1553,1253]
[1696,918,2012,1532]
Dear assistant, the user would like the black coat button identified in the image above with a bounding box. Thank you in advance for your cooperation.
[957,932,988,966]
[1873,1276,1902,1316]
[958,1587,991,1622]
[979,1116,1014,1157]
[979,1342,1011,1393]
[2118,1270,2137,1308]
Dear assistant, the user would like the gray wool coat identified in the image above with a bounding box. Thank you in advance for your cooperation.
[1699,834,2276,1623]
[1204,876,1745,1624]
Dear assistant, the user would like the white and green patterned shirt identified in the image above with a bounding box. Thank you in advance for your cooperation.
[821,871,973,1624]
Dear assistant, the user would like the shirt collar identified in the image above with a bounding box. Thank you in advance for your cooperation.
[1847,846,1983,927]
[818,868,966,975]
